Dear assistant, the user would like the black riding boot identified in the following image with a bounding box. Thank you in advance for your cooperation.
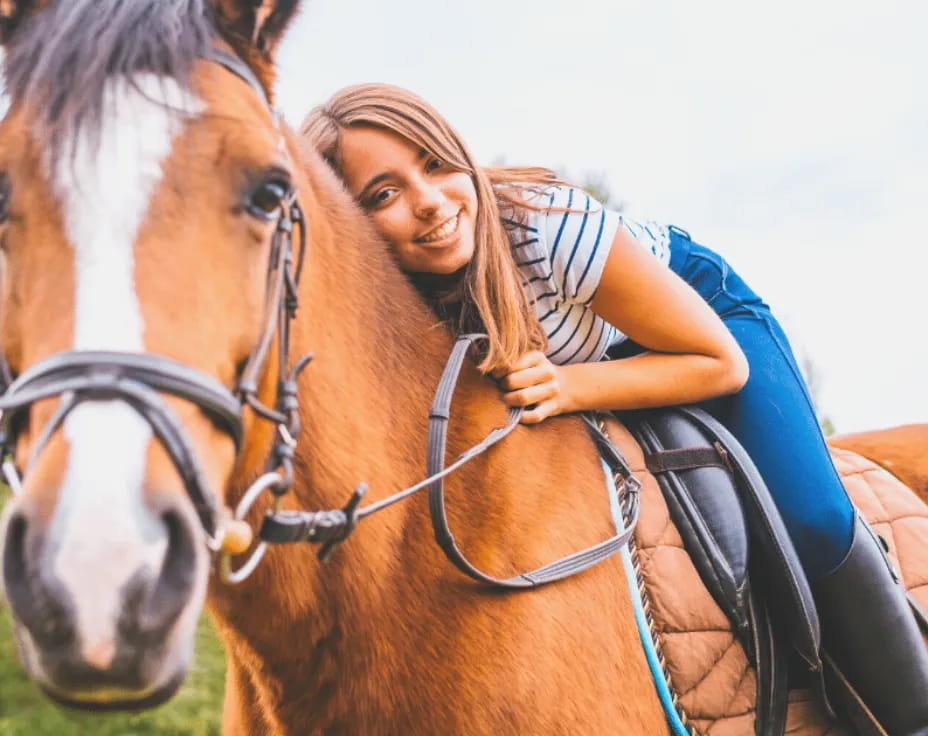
[813,514,928,735]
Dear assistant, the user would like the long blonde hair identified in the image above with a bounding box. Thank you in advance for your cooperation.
[301,83,567,373]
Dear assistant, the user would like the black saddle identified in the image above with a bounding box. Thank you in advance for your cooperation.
[621,406,822,736]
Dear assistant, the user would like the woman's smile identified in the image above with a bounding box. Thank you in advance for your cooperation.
[417,211,461,244]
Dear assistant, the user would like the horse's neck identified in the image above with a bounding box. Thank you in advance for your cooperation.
[211,162,662,733]
[214,164,457,581]
[213,172,500,724]
[295,173,459,510]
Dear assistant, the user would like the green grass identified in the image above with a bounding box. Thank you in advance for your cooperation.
[0,606,226,736]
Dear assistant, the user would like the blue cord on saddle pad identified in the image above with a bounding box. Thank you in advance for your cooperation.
[602,458,690,736]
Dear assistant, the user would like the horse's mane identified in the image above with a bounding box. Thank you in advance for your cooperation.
[3,0,216,150]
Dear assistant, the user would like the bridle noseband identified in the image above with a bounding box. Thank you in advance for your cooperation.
[0,48,643,590]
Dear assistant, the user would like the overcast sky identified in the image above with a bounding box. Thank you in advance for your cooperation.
[274,0,926,434]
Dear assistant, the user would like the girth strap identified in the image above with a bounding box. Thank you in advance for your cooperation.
[426,334,641,589]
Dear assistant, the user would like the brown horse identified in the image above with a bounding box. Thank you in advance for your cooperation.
[0,1,921,734]
[0,0,666,732]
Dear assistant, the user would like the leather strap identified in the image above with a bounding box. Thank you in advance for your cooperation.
[258,334,642,586]
[0,351,242,443]
[644,443,733,475]
[425,334,641,589]
[749,586,789,735]
[202,46,270,106]
[0,352,236,536]
[822,652,889,736]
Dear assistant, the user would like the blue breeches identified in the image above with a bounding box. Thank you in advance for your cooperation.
[667,226,854,581]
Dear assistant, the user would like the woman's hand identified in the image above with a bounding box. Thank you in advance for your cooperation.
[494,351,573,424]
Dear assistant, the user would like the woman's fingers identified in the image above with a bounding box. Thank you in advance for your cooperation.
[513,351,547,370]
[519,400,558,424]
[499,363,554,391]
[493,351,547,380]
[502,381,556,407]
[493,352,568,424]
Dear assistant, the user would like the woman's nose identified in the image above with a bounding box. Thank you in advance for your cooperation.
[412,181,443,219]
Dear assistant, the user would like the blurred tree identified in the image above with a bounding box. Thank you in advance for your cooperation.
[576,169,625,212]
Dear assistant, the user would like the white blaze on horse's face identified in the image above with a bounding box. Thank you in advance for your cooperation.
[46,74,205,672]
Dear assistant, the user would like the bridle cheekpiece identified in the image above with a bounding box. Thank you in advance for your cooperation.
[0,47,313,583]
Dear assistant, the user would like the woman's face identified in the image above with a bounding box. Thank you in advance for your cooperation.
[338,125,478,274]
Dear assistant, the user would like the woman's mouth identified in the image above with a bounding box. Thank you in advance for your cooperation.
[417,212,460,244]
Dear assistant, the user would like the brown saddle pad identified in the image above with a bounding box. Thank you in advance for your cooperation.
[618,422,928,735]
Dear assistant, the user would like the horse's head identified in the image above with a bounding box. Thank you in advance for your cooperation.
[0,0,307,709]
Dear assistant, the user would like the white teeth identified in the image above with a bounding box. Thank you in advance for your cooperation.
[419,213,459,243]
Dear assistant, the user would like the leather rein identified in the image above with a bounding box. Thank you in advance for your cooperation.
[0,48,641,588]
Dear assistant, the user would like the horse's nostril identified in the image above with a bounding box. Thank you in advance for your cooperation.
[160,509,198,594]
[3,511,74,648]
[139,508,199,634]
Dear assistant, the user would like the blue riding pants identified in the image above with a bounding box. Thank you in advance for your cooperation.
[666,226,854,581]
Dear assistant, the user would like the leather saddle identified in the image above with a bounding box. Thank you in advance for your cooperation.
[620,406,823,736]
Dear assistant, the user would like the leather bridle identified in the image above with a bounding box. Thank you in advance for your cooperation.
[0,48,642,589]
[0,47,311,581]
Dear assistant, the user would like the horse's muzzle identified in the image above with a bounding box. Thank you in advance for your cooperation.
[1,492,204,708]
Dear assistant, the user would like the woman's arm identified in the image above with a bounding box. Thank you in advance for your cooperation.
[499,227,749,423]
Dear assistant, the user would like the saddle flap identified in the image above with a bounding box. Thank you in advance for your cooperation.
[677,407,822,671]
[627,409,752,637]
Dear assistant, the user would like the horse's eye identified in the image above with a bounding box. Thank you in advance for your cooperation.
[247,179,289,220]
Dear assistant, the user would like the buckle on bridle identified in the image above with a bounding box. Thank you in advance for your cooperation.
[254,482,368,563]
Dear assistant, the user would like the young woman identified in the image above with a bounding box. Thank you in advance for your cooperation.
[302,84,928,734]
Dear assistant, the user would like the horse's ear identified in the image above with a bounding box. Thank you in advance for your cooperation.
[0,0,42,45]
[211,0,301,58]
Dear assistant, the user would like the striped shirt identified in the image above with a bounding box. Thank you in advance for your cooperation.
[507,185,671,365]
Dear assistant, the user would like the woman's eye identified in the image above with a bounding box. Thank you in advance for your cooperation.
[247,178,289,220]
[368,188,397,208]
[425,158,443,173]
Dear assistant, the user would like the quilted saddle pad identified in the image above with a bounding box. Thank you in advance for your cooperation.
[621,425,927,735]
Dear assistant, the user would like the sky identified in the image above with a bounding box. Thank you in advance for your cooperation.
[274,0,926,434]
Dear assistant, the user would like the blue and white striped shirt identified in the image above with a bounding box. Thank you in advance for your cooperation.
[508,185,670,364]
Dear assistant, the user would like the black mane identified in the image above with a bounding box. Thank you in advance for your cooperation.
[3,0,217,149]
